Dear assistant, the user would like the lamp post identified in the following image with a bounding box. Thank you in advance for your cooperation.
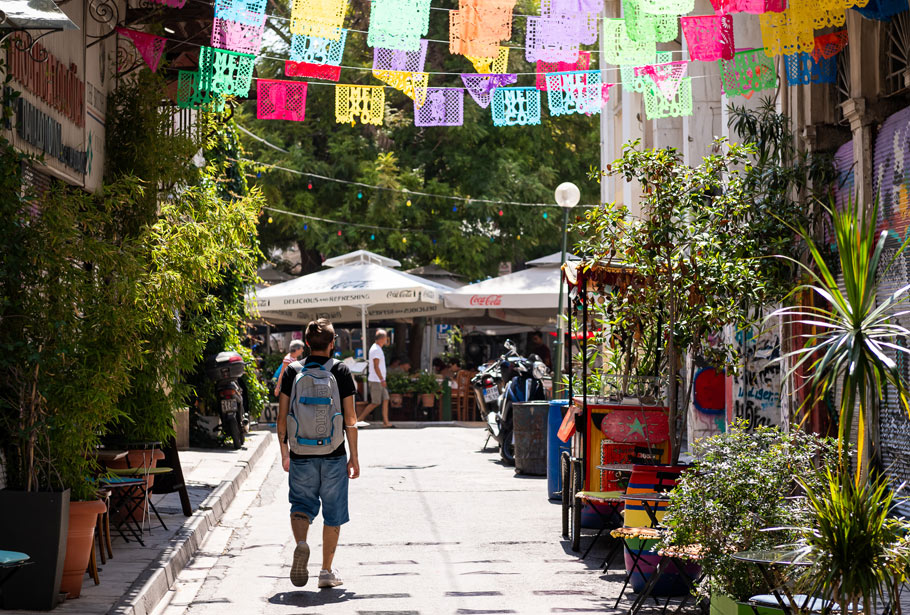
[553,182,580,399]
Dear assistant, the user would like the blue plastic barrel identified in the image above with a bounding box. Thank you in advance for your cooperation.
[547,399,571,500]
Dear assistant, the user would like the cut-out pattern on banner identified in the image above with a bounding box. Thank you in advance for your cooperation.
[285,60,341,81]
[525,15,581,62]
[367,0,431,51]
[635,0,694,15]
[257,79,308,121]
[290,30,347,65]
[788,0,845,29]
[784,52,837,85]
[643,77,692,119]
[855,0,907,21]
[414,88,464,126]
[603,20,656,67]
[759,9,814,56]
[719,47,777,96]
[680,15,734,61]
[372,69,429,105]
[177,70,226,111]
[491,87,542,126]
[199,46,255,96]
[211,16,266,54]
[811,29,848,61]
[335,85,385,124]
[536,51,590,90]
[545,70,603,116]
[449,0,516,58]
[373,39,428,72]
[709,0,785,13]
[620,51,672,93]
[634,61,688,101]
[461,73,517,108]
[290,0,348,39]
[541,0,598,44]
[466,46,509,73]
[116,27,166,73]
[622,0,678,43]
[214,0,267,22]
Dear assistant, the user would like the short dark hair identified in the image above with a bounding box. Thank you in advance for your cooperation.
[531,331,543,340]
[305,318,335,351]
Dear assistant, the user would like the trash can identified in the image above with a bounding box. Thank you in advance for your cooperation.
[547,399,571,500]
[512,401,549,475]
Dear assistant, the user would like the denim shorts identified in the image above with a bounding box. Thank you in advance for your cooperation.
[288,455,350,526]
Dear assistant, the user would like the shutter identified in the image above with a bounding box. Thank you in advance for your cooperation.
[872,106,910,489]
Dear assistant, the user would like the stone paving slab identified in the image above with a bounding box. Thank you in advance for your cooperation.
[3,430,273,615]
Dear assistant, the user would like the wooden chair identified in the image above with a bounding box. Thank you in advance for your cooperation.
[453,370,476,421]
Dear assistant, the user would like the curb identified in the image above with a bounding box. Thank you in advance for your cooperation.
[107,430,273,615]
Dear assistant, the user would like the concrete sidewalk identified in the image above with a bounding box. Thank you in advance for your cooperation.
[5,429,274,615]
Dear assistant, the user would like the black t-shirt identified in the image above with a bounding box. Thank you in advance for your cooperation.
[281,355,355,459]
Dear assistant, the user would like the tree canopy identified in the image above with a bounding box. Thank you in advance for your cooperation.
[239,0,601,279]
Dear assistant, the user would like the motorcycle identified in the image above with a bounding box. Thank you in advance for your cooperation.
[204,351,248,449]
[472,340,549,465]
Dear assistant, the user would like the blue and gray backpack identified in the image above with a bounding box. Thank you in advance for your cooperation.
[286,359,344,455]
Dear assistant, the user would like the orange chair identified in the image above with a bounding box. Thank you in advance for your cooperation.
[453,370,477,421]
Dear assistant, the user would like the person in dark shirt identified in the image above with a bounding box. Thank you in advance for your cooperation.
[278,318,359,589]
[528,331,552,368]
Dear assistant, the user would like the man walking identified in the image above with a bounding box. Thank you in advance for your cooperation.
[278,319,360,589]
[356,329,392,427]
[274,339,305,398]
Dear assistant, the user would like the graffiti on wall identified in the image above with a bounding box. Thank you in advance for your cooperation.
[729,326,782,431]
[688,365,727,444]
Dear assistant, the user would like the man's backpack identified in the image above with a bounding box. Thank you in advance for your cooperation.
[286,359,345,455]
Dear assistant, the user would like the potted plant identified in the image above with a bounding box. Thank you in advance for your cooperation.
[60,480,106,599]
[386,372,411,408]
[661,421,839,615]
[413,371,441,409]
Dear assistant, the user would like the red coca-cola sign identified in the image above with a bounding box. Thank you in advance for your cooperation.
[469,295,502,307]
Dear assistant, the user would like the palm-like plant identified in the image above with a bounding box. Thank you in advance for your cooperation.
[772,197,910,482]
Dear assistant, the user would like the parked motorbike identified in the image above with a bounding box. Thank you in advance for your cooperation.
[204,351,248,449]
[472,340,549,465]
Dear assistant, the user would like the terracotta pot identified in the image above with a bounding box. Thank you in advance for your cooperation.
[420,393,436,408]
[390,393,404,408]
[107,448,165,523]
[60,499,106,599]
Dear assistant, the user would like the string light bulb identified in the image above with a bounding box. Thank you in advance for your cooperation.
[543,212,548,219]
[307,183,312,190]
[357,192,363,199]
[370,234,375,241]
[338,230,342,236]
[498,209,504,216]
[406,200,412,207]
[267,216,273,223]
[402,237,407,243]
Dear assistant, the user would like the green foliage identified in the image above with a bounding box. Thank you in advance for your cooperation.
[574,139,766,456]
[791,470,910,615]
[772,197,910,481]
[413,371,441,395]
[661,421,839,601]
[386,372,412,394]
[243,0,596,278]
[105,70,202,233]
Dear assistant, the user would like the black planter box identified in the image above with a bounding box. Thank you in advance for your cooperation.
[0,489,70,610]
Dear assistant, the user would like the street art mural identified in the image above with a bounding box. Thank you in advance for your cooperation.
[687,363,727,444]
[729,325,783,431]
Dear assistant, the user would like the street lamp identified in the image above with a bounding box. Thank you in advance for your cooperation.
[553,182,580,399]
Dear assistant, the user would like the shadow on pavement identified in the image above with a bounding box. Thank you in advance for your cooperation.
[269,590,411,607]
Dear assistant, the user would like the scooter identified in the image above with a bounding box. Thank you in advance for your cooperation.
[472,340,549,465]
[204,351,247,449]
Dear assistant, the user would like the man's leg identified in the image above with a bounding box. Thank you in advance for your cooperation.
[381,398,390,426]
[322,525,340,570]
[288,459,319,587]
[291,512,310,543]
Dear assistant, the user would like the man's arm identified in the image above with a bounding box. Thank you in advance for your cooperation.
[372,357,385,386]
[342,396,360,479]
[278,392,290,471]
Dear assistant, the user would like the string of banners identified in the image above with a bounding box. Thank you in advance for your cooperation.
[124,0,875,125]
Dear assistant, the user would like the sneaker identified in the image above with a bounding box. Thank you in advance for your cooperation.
[355,421,370,427]
[290,541,310,587]
[318,568,343,588]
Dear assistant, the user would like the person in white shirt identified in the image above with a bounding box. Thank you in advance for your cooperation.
[357,329,392,427]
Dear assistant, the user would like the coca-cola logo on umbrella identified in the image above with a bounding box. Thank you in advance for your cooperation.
[469,295,502,306]
[330,280,369,290]
[386,290,417,299]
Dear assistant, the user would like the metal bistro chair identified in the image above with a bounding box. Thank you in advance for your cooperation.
[108,442,173,534]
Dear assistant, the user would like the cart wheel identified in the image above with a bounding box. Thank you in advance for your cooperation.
[571,458,582,552]
[561,451,570,538]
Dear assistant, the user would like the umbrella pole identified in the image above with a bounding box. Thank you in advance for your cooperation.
[361,305,368,359]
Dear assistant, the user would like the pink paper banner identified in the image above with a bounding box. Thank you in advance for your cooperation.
[285,60,342,81]
[634,61,688,100]
[116,27,166,73]
[257,79,308,121]
[680,14,733,61]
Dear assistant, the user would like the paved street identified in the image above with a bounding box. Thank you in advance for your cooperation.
[155,426,622,615]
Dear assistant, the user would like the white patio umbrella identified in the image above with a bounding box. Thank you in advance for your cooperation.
[442,252,579,325]
[250,251,456,356]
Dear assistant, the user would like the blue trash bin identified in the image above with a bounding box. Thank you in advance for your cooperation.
[547,399,571,500]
